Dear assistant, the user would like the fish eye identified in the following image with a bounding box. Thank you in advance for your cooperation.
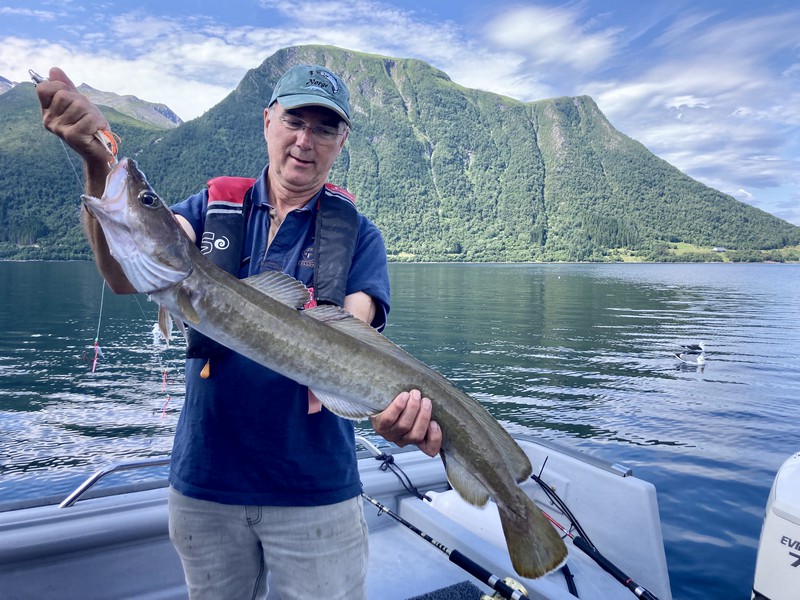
[138,190,161,208]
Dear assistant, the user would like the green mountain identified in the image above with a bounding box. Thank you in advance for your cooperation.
[2,45,798,262]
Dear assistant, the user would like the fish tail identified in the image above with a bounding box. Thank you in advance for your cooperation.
[498,491,568,579]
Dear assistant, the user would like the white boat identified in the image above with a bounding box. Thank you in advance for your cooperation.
[0,435,672,600]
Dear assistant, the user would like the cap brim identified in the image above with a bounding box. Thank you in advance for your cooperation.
[273,94,351,127]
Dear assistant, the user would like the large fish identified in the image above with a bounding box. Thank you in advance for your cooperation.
[82,158,568,578]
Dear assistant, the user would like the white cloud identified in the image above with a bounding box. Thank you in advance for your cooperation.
[666,95,711,110]
[0,35,235,120]
[0,7,56,20]
[484,5,621,71]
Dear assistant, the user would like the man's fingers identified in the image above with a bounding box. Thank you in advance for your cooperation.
[408,396,432,440]
[391,389,423,435]
[418,420,442,457]
[48,67,77,90]
[385,390,410,422]
[372,389,441,455]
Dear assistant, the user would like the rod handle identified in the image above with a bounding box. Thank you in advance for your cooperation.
[449,550,530,600]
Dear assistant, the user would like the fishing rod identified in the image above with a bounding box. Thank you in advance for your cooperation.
[542,512,659,600]
[531,473,660,600]
[361,492,530,600]
[360,438,659,600]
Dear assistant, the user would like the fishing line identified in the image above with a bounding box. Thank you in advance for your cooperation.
[56,136,107,374]
[130,295,178,419]
[133,294,181,421]
[42,116,108,373]
[531,470,594,547]
[94,280,106,340]
[59,139,84,190]
[90,280,106,373]
[30,69,120,375]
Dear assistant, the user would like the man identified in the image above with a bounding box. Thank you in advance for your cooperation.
[37,64,441,599]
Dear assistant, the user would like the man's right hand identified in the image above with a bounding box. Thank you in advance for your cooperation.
[35,67,138,294]
[35,67,111,168]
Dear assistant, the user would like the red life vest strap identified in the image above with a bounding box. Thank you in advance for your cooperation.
[206,176,257,204]
[323,182,356,205]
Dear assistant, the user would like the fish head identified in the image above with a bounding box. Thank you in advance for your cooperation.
[82,157,193,294]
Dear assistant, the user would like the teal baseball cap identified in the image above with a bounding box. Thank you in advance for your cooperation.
[269,64,352,127]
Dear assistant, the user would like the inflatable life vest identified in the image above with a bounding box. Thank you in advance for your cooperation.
[185,176,359,361]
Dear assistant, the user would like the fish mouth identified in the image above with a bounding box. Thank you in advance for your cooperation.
[81,159,131,216]
[81,191,101,213]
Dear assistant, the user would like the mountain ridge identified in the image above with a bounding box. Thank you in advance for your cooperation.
[77,83,183,129]
[0,75,182,128]
[1,45,797,262]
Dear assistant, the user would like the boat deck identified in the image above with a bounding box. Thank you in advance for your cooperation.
[0,437,672,600]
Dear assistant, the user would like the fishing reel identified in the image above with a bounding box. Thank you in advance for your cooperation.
[480,577,528,600]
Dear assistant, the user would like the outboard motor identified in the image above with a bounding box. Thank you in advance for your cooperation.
[752,452,800,599]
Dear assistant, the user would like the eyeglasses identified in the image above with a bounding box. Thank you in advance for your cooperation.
[277,114,346,143]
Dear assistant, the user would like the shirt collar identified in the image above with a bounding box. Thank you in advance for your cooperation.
[252,165,325,213]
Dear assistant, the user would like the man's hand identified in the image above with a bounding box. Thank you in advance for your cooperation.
[35,67,111,168]
[35,67,136,293]
[371,389,442,457]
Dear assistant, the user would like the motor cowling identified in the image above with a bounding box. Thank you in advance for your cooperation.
[752,452,800,600]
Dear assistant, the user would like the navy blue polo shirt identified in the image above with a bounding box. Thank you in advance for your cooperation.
[167,167,390,506]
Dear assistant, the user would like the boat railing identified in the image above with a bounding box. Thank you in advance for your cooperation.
[59,457,171,509]
[515,434,633,477]
[56,435,630,510]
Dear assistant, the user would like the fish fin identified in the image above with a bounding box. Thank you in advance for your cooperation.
[497,492,569,579]
[172,315,187,340]
[157,305,173,342]
[491,424,534,484]
[441,449,491,506]
[305,304,352,321]
[305,306,414,361]
[241,271,310,309]
[309,388,375,420]
[177,286,201,324]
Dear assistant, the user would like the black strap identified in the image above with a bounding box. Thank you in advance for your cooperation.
[186,184,253,359]
[313,193,359,306]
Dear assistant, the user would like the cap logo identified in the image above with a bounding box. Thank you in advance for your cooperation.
[305,69,339,95]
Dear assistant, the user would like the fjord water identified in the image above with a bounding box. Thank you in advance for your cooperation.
[1,261,799,599]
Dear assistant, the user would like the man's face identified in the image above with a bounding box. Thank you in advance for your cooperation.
[264,103,349,197]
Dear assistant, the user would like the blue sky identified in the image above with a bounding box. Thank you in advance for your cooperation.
[2,0,799,225]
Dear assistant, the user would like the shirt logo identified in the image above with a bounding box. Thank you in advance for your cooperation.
[299,246,315,268]
[201,232,230,255]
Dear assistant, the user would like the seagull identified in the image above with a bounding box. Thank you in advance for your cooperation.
[679,342,705,354]
[675,352,706,365]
